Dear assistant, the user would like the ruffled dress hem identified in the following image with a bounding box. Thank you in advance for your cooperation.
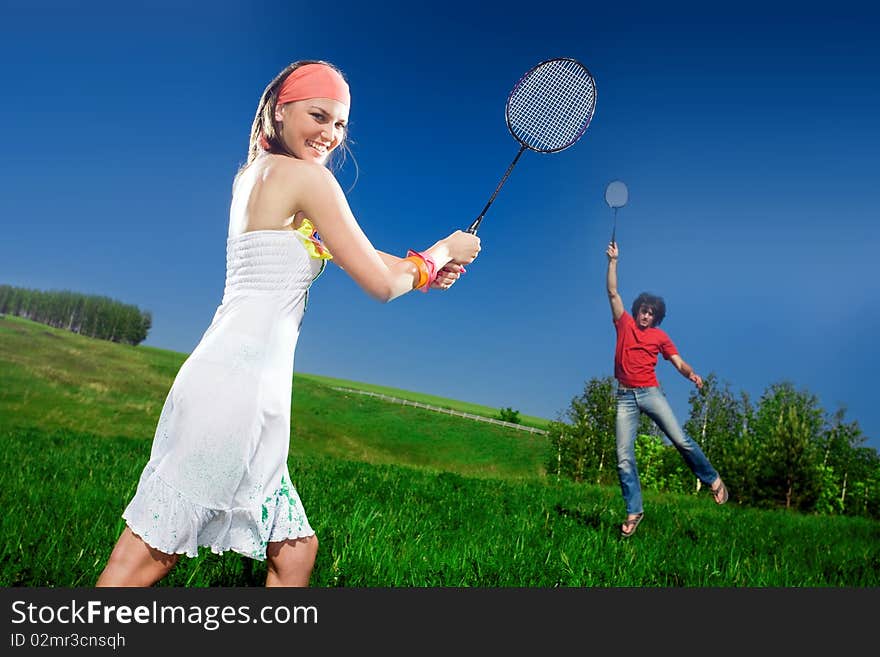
[122,465,314,562]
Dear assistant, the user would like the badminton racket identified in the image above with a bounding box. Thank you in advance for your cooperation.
[466,57,597,235]
[605,180,628,245]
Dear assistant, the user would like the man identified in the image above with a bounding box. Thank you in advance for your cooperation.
[606,241,728,538]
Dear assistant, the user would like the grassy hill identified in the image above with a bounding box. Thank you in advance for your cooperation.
[295,372,552,431]
[0,315,550,479]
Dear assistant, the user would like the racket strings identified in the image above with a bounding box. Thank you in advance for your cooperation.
[507,59,596,152]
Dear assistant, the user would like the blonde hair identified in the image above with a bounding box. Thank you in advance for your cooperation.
[245,60,353,170]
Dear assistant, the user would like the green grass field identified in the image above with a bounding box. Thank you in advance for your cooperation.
[1,315,878,586]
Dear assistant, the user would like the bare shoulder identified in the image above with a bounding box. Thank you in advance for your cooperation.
[260,154,337,192]
[231,155,342,234]
[265,157,349,230]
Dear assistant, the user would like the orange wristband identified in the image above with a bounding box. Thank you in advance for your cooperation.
[406,249,438,293]
[405,255,429,289]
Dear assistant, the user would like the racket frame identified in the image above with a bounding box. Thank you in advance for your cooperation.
[467,56,596,235]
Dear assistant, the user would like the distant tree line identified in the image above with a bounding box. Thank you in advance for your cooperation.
[548,374,880,519]
[0,284,152,346]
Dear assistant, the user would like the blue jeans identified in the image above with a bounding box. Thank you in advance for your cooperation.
[615,385,719,515]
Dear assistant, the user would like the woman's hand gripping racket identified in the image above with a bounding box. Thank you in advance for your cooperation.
[466,57,598,235]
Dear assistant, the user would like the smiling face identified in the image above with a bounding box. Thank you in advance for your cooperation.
[274,98,348,165]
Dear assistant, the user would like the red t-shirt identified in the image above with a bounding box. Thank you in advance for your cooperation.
[613,311,678,387]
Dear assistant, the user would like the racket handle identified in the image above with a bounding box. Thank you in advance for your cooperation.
[466,217,483,235]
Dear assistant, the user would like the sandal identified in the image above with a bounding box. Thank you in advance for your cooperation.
[620,512,644,538]
[711,478,729,505]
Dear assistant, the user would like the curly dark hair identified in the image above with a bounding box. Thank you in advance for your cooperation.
[631,292,666,327]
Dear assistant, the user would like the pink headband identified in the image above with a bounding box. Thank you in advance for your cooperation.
[260,63,350,151]
[277,63,350,108]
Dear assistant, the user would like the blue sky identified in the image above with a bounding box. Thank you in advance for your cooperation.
[2,1,879,452]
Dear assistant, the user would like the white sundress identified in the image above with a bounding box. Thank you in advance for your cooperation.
[122,222,329,560]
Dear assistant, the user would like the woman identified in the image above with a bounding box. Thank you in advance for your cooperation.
[97,60,481,586]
